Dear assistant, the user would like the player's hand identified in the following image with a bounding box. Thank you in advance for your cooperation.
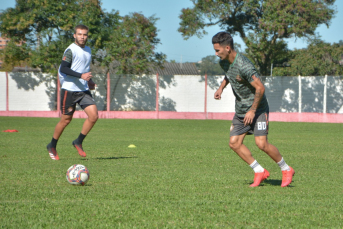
[214,89,223,100]
[244,110,255,126]
[88,79,96,90]
[81,72,93,81]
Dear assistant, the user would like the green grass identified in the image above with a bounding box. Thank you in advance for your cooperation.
[0,117,342,228]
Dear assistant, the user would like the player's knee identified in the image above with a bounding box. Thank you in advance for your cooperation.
[256,141,267,151]
[89,113,98,123]
[61,118,72,127]
[229,140,240,150]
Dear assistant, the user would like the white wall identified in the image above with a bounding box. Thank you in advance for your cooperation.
[159,75,205,112]
[3,72,56,111]
[0,72,342,113]
[0,72,6,111]
[206,76,235,112]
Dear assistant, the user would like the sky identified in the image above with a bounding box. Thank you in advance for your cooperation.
[1,0,342,63]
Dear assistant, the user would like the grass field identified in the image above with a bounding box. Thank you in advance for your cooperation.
[0,116,342,228]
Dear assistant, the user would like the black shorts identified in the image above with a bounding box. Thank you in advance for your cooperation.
[230,111,269,137]
[60,89,96,115]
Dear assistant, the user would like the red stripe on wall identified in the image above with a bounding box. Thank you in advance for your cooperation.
[0,111,342,123]
[6,72,9,111]
[107,72,110,113]
[156,73,159,119]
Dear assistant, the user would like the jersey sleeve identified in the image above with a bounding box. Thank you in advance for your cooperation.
[59,49,82,78]
[62,49,73,63]
[240,56,259,83]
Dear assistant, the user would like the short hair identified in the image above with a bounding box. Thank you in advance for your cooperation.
[74,24,89,34]
[212,32,234,49]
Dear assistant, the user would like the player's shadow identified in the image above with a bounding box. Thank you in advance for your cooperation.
[246,179,295,187]
[263,179,282,186]
[264,179,295,187]
[95,156,138,160]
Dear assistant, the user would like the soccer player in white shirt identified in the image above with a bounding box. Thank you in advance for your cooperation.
[47,24,98,160]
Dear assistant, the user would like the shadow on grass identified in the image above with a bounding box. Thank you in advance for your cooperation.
[264,179,282,186]
[94,156,138,160]
[264,179,296,187]
[245,179,295,187]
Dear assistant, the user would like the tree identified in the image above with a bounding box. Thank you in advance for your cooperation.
[273,39,343,76]
[0,0,165,75]
[0,0,169,112]
[0,40,30,71]
[93,12,165,75]
[91,12,167,111]
[0,0,105,73]
[197,55,224,75]
[178,0,336,76]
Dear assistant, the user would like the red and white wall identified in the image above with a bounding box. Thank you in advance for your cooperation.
[0,72,342,123]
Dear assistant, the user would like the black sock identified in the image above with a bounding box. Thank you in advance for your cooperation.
[51,138,58,148]
[77,133,86,144]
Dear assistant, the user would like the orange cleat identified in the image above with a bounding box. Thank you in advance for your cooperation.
[47,143,60,160]
[281,166,295,187]
[72,140,87,157]
[250,169,270,187]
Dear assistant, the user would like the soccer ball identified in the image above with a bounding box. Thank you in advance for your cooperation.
[66,164,90,186]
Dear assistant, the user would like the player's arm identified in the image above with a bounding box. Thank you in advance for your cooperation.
[60,60,82,78]
[243,75,265,125]
[59,49,92,81]
[214,76,229,100]
[249,76,265,112]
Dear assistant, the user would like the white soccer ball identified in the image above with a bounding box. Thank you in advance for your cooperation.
[66,164,90,186]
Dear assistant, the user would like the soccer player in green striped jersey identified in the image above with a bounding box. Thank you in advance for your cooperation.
[212,32,294,187]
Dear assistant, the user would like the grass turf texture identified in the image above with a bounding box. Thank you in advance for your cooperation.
[0,117,342,228]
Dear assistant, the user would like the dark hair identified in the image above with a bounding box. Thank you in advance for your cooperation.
[212,32,234,49]
[74,24,89,34]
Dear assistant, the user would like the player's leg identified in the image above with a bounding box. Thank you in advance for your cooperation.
[254,135,282,162]
[47,115,73,160]
[72,91,98,157]
[80,104,98,135]
[53,114,73,139]
[229,115,269,187]
[229,133,254,164]
[47,89,75,160]
[253,112,295,187]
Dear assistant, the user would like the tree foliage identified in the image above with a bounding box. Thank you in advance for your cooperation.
[0,40,31,71]
[197,55,224,76]
[0,0,165,74]
[93,12,166,75]
[178,0,337,75]
[0,0,168,112]
[0,0,105,72]
[273,39,343,76]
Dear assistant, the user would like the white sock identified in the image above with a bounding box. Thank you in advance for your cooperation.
[249,160,264,173]
[277,157,290,171]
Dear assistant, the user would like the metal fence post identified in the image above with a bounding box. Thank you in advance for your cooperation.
[205,74,208,119]
[6,72,9,111]
[298,75,302,113]
[156,73,159,119]
[323,75,327,113]
[107,72,110,113]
